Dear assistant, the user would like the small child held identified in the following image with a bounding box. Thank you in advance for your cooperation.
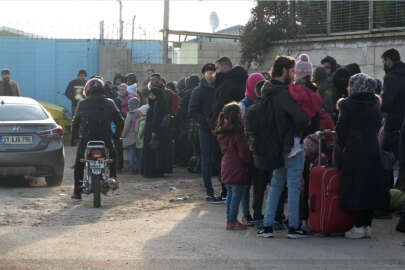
[288,53,324,158]
[215,102,252,230]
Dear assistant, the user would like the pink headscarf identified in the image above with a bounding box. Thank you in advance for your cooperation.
[245,73,265,100]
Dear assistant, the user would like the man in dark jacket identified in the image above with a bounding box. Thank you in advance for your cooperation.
[71,78,124,200]
[255,56,309,239]
[189,63,223,203]
[211,57,248,200]
[382,49,405,159]
[0,69,21,96]
[65,70,87,114]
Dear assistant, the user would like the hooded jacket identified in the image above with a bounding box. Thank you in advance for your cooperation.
[217,126,252,186]
[188,78,215,132]
[288,83,323,119]
[240,73,265,117]
[211,66,248,128]
[382,61,405,132]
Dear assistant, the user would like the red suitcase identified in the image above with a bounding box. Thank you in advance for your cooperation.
[308,131,355,234]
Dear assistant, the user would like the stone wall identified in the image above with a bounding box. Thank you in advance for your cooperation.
[259,32,405,80]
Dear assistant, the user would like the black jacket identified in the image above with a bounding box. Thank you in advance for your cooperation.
[246,80,309,171]
[212,66,248,128]
[189,78,215,132]
[336,93,388,211]
[72,93,124,145]
[382,61,405,132]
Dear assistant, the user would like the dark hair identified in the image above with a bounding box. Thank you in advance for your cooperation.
[382,48,401,62]
[1,69,10,75]
[216,57,232,68]
[321,56,339,73]
[78,69,87,77]
[166,82,176,91]
[270,55,295,78]
[113,74,125,85]
[345,63,361,77]
[255,80,266,97]
[215,102,243,134]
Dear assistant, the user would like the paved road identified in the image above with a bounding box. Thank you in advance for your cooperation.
[0,147,404,270]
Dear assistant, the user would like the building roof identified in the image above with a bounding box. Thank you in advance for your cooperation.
[0,26,43,38]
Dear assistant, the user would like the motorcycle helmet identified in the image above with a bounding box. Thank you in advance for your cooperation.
[84,77,105,96]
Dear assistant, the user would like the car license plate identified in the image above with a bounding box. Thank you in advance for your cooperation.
[0,135,33,145]
[89,160,105,169]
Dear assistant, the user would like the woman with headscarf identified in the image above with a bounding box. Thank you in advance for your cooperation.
[141,79,170,178]
[336,73,388,239]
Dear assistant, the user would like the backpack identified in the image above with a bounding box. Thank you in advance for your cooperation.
[245,97,283,171]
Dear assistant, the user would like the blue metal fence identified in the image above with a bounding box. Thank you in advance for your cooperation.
[0,38,99,111]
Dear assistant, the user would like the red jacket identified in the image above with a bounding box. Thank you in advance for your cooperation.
[288,83,324,118]
[217,130,252,186]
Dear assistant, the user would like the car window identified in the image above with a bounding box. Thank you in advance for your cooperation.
[0,104,49,121]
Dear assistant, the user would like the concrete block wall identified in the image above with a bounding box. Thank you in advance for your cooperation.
[198,42,241,65]
[259,34,405,81]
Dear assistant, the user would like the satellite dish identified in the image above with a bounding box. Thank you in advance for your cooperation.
[209,11,219,33]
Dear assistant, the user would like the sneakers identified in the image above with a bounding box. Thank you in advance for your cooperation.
[287,228,308,239]
[227,221,247,231]
[242,215,255,227]
[206,196,225,204]
[71,193,82,201]
[345,226,367,239]
[257,227,274,238]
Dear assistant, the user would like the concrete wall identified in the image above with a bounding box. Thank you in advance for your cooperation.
[198,41,241,65]
[98,46,130,81]
[259,33,405,81]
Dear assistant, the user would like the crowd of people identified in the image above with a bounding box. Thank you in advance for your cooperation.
[65,49,405,239]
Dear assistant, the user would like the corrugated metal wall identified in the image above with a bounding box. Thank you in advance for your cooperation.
[0,38,99,110]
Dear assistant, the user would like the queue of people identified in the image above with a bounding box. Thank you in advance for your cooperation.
[65,49,405,239]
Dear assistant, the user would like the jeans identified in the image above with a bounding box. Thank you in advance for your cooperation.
[264,151,305,230]
[241,186,251,219]
[128,145,141,171]
[226,184,247,222]
[199,129,214,197]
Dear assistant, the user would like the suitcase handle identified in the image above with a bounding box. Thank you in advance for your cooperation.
[315,130,336,166]
[310,195,316,212]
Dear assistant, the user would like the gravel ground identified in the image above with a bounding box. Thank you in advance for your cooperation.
[0,146,404,270]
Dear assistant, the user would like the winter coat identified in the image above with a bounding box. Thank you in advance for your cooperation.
[314,68,338,118]
[0,80,20,96]
[336,92,388,211]
[188,78,215,132]
[217,128,252,185]
[288,83,323,119]
[211,66,248,128]
[136,115,146,149]
[141,93,170,178]
[121,111,139,148]
[72,93,124,145]
[261,80,310,155]
[381,61,405,132]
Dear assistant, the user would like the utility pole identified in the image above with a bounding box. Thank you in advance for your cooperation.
[131,15,136,62]
[162,0,170,64]
[117,0,123,45]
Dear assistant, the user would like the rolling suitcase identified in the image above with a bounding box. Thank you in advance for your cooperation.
[309,131,355,234]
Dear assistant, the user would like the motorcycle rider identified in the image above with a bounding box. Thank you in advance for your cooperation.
[71,77,124,200]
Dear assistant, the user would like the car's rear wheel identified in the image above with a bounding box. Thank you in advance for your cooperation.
[45,175,63,186]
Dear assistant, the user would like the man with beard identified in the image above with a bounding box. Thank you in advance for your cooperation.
[381,49,405,221]
[255,56,309,239]
[211,57,248,201]
[0,69,21,96]
[65,69,87,114]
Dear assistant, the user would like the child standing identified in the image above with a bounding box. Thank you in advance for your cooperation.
[122,97,140,174]
[135,104,149,173]
[215,102,252,230]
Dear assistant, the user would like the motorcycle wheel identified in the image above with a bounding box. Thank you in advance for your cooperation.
[92,174,102,208]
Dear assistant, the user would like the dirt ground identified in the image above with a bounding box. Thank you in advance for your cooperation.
[0,146,405,270]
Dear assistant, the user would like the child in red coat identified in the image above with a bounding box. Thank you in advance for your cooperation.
[216,102,252,230]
